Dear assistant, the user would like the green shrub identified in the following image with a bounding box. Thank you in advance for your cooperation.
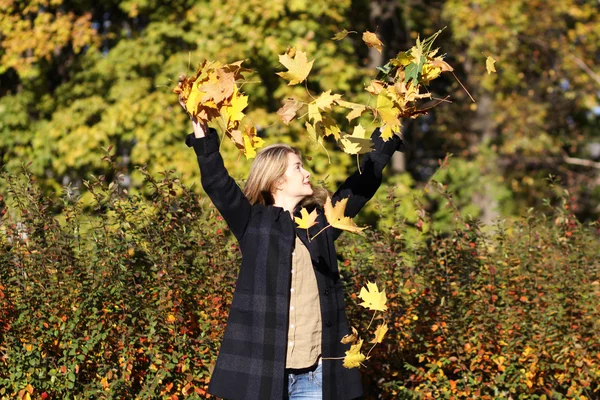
[1,161,598,399]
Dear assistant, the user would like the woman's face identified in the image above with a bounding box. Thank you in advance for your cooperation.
[277,152,313,199]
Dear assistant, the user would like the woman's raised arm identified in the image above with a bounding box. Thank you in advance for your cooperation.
[186,127,252,242]
[330,128,405,241]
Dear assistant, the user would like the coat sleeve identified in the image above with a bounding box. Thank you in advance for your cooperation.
[186,128,251,242]
[330,128,405,241]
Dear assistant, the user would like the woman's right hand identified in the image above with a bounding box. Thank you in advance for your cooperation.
[177,80,208,139]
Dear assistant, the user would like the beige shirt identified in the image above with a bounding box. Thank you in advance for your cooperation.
[285,236,322,369]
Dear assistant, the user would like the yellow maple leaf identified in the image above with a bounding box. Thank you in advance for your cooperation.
[294,207,318,229]
[324,196,366,234]
[379,125,396,141]
[276,48,314,85]
[339,124,372,155]
[221,88,248,128]
[308,102,322,123]
[375,92,401,130]
[343,339,367,369]
[167,314,176,323]
[314,90,342,110]
[336,99,367,122]
[486,55,497,74]
[305,122,324,145]
[243,133,265,159]
[358,281,387,311]
[322,116,342,140]
[370,323,389,344]
[362,31,383,53]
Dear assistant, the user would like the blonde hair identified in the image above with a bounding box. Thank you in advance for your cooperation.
[243,143,328,207]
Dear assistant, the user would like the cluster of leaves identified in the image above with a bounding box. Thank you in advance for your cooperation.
[172,29,455,163]
[173,60,264,158]
[275,29,455,158]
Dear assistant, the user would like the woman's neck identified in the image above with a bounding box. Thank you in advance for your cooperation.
[272,195,301,214]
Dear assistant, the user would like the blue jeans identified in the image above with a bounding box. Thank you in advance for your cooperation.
[287,362,322,399]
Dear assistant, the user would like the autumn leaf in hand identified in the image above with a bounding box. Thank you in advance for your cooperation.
[324,196,366,234]
[241,126,264,159]
[370,323,389,344]
[295,207,318,229]
[339,124,372,155]
[362,31,383,53]
[358,281,387,311]
[486,56,497,74]
[343,339,367,369]
[276,48,314,85]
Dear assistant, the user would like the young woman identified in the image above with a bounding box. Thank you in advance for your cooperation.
[185,116,404,400]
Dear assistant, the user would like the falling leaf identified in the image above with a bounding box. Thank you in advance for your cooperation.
[370,323,389,344]
[324,196,366,234]
[277,98,303,124]
[358,281,387,311]
[276,48,314,85]
[343,339,367,368]
[341,326,359,345]
[339,124,372,155]
[314,90,342,110]
[336,99,367,122]
[362,31,383,53]
[308,103,322,123]
[295,207,318,229]
[332,29,350,41]
[322,116,342,140]
[305,122,324,145]
[486,55,497,74]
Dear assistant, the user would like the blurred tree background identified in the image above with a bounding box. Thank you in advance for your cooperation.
[1,0,599,227]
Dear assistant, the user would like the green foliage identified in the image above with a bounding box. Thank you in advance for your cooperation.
[1,161,598,398]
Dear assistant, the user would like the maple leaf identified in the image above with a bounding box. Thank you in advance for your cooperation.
[294,207,318,229]
[340,326,359,345]
[362,31,383,53]
[343,339,367,369]
[314,90,342,110]
[308,102,322,123]
[277,98,303,125]
[322,116,342,140]
[486,55,497,74]
[305,122,324,145]
[375,92,401,130]
[220,86,248,129]
[358,281,387,311]
[324,196,366,234]
[276,48,314,85]
[335,99,367,122]
[379,125,396,142]
[332,29,350,41]
[365,80,385,95]
[339,124,372,155]
[370,323,389,344]
[242,126,264,159]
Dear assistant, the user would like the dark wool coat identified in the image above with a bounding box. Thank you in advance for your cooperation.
[186,128,403,400]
